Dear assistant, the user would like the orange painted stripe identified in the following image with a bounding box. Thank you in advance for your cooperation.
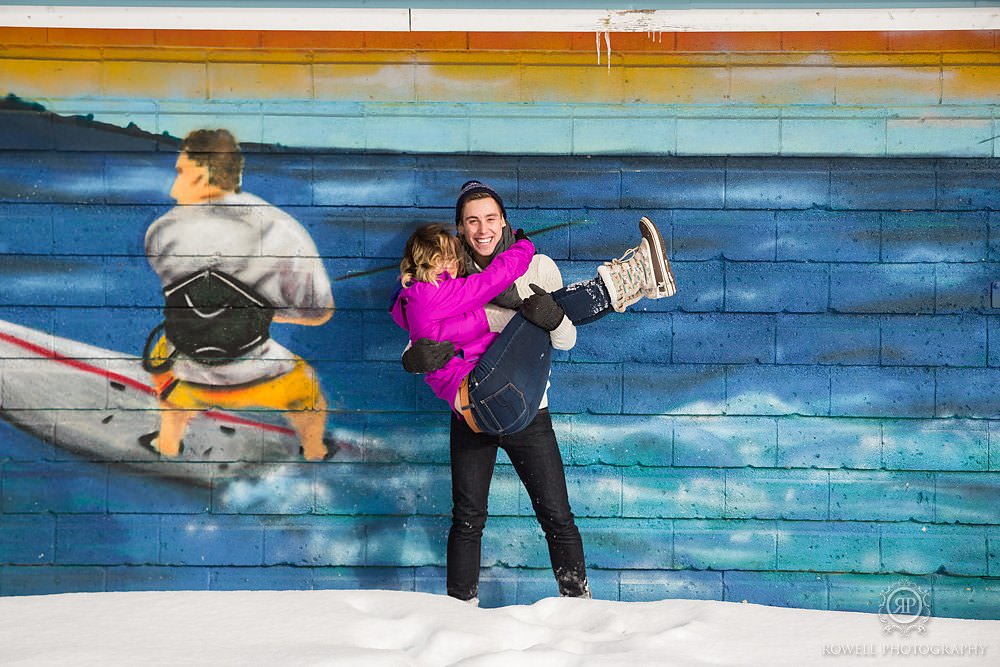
[0,28,995,53]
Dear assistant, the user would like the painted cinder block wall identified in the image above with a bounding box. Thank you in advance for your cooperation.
[0,28,998,618]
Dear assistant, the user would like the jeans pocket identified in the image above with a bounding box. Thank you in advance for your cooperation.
[475,382,527,435]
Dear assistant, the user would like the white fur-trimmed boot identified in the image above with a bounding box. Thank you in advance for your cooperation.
[597,216,677,313]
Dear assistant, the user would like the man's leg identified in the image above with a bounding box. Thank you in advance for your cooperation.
[502,409,590,598]
[156,403,196,456]
[447,414,500,601]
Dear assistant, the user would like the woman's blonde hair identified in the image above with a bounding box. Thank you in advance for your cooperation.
[400,223,462,287]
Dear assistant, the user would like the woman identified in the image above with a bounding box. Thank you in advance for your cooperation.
[390,216,674,437]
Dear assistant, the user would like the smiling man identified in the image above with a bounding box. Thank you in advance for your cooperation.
[405,180,589,603]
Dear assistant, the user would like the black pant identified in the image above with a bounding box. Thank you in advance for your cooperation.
[446,408,588,600]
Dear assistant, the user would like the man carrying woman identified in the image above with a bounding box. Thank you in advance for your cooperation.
[392,181,676,604]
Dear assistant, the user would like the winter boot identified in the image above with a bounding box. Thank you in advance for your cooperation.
[597,217,677,313]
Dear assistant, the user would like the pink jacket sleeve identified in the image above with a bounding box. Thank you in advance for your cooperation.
[418,239,535,319]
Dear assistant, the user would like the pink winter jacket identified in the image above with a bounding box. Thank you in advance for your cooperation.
[390,238,535,409]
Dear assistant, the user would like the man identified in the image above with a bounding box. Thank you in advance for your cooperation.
[404,180,591,602]
[143,129,334,460]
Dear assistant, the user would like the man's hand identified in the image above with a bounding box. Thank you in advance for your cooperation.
[519,283,565,332]
[402,338,458,374]
[514,228,530,242]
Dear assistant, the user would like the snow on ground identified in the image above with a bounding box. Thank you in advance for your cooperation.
[0,589,996,666]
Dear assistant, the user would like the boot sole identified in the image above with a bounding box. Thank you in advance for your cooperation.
[639,216,677,297]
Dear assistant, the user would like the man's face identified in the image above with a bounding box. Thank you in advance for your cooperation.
[169,152,213,204]
[458,197,506,259]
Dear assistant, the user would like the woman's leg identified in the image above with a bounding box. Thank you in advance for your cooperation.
[447,414,499,601]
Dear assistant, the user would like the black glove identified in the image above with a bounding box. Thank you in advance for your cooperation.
[514,228,530,242]
[402,338,457,374]
[519,283,565,332]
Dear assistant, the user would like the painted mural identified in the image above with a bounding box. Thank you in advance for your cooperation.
[1,26,999,618]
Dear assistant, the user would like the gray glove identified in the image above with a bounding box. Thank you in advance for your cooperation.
[402,338,458,374]
[519,283,565,332]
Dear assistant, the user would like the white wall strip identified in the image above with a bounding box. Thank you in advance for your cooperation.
[1,6,998,32]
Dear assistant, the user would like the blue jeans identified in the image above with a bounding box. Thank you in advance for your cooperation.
[447,409,588,601]
[466,276,611,436]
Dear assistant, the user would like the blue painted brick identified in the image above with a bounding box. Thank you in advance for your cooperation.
[105,566,211,591]
[936,368,1000,418]
[315,463,451,516]
[262,517,365,566]
[283,205,365,258]
[363,413,451,464]
[1,565,106,595]
[313,157,418,207]
[881,212,989,263]
[565,414,673,466]
[776,521,880,573]
[508,208,574,261]
[3,461,107,513]
[272,308,364,362]
[545,465,622,518]
[726,365,830,416]
[362,310,409,362]
[991,528,1000,577]
[570,312,672,364]
[830,264,935,314]
[937,161,1000,211]
[882,420,988,471]
[776,314,880,366]
[365,516,449,567]
[313,566,415,592]
[622,468,725,519]
[827,573,929,614]
[472,567,521,607]
[672,210,775,261]
[673,314,775,364]
[677,118,780,156]
[518,165,621,209]
[0,204,53,254]
[623,363,726,416]
[932,576,1000,620]
[578,518,672,569]
[486,463,521,517]
[104,256,163,308]
[881,524,987,576]
[725,158,830,210]
[548,362,622,414]
[413,157,519,208]
[619,569,724,602]
[674,519,777,570]
[0,255,106,307]
[0,109,54,149]
[621,158,726,210]
[56,515,159,565]
[363,206,449,259]
[935,263,996,314]
[725,469,829,520]
[726,263,829,313]
[723,571,828,609]
[210,566,313,591]
[830,161,936,211]
[568,208,666,262]
[830,366,935,418]
[881,315,987,367]
[0,514,55,564]
[214,465,315,515]
[671,261,724,313]
[776,210,880,262]
[990,319,1000,368]
[103,153,176,205]
[242,153,313,206]
[476,516,551,568]
[990,213,1000,261]
[160,515,264,566]
[324,258,400,310]
[673,416,777,467]
[935,473,1000,524]
[829,471,935,521]
[317,361,416,412]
